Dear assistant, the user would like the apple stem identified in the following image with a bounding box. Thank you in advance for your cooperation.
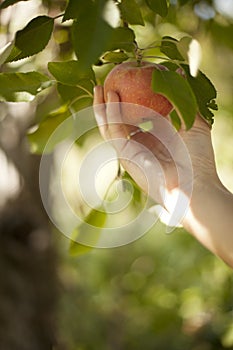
[134,46,143,66]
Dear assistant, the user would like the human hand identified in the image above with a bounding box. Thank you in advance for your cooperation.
[94,85,217,205]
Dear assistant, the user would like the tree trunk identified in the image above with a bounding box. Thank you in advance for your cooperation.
[0,114,58,349]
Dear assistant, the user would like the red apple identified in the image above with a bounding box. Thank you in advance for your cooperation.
[104,61,173,124]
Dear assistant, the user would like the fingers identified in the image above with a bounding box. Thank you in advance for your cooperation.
[93,86,109,140]
[105,90,129,140]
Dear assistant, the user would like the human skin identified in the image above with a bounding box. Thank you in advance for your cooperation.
[93,86,233,268]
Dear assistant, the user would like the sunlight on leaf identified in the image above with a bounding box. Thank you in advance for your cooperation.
[103,0,121,28]
[188,39,202,77]
[0,72,52,102]
[27,107,71,154]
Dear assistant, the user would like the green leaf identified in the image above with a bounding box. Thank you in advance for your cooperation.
[181,64,217,125]
[69,241,93,257]
[57,81,93,102]
[177,36,192,61]
[103,51,129,63]
[5,45,21,62]
[121,171,144,207]
[161,36,184,61]
[169,109,182,130]
[48,60,95,86]
[0,41,14,65]
[107,27,135,52]
[69,96,93,114]
[57,81,93,113]
[27,107,71,154]
[0,0,29,9]
[178,0,190,5]
[69,208,107,257]
[63,0,93,22]
[7,16,54,61]
[145,0,168,17]
[57,83,89,102]
[159,61,179,71]
[152,69,198,129]
[72,11,114,69]
[71,0,135,68]
[0,71,52,102]
[48,61,95,113]
[118,0,144,26]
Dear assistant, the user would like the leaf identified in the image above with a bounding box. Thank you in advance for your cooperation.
[0,71,52,102]
[181,64,217,125]
[69,241,93,257]
[72,11,114,69]
[152,69,198,129]
[57,83,91,102]
[7,16,54,61]
[0,0,29,9]
[118,0,144,26]
[187,39,202,77]
[145,0,168,17]
[72,0,135,69]
[0,41,14,65]
[57,82,93,113]
[103,51,129,63]
[176,36,192,61]
[121,171,143,207]
[48,60,95,86]
[69,96,93,114]
[177,37,202,77]
[169,109,182,130]
[5,45,21,62]
[27,107,71,154]
[107,27,135,52]
[48,61,95,113]
[69,208,107,257]
[159,60,179,71]
[161,36,184,61]
[63,0,93,22]
[178,0,190,5]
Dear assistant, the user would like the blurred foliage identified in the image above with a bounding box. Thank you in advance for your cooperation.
[57,223,233,350]
[0,0,233,349]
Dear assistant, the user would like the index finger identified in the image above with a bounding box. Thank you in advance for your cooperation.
[93,86,109,140]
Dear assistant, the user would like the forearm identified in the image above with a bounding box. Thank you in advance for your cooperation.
[182,177,233,267]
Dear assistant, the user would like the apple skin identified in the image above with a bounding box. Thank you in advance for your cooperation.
[104,61,173,124]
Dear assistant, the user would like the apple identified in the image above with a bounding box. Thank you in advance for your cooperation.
[104,61,173,124]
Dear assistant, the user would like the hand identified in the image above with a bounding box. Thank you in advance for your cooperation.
[93,86,217,217]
